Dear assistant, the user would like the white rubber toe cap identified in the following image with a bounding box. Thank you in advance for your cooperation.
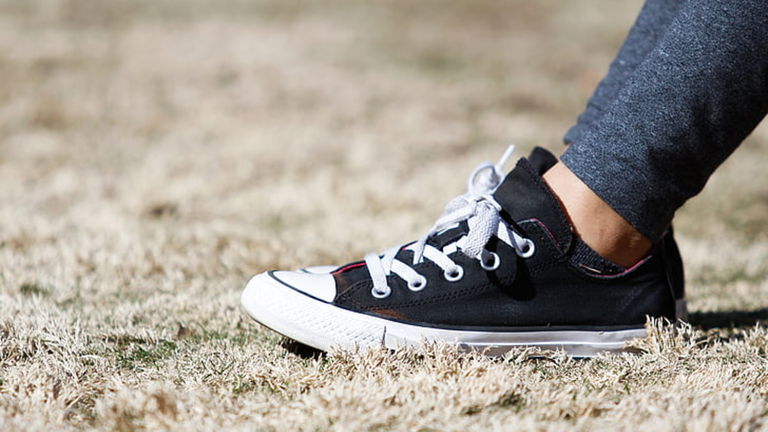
[269,270,337,302]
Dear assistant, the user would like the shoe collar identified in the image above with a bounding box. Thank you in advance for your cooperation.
[493,158,574,253]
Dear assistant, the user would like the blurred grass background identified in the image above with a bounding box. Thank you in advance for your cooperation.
[1,1,767,430]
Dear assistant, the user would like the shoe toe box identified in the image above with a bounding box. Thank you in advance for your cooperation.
[297,265,338,274]
[270,270,337,302]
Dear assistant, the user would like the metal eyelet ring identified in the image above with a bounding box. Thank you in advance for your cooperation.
[371,286,391,299]
[516,239,536,258]
[443,265,464,282]
[480,252,501,271]
[407,275,428,292]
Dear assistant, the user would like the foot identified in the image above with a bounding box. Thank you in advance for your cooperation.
[242,146,685,357]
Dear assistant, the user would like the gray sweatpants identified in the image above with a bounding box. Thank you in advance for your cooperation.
[562,0,768,241]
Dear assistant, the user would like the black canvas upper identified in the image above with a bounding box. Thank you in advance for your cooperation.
[328,148,682,331]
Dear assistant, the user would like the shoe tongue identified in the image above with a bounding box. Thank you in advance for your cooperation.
[493,158,574,250]
[428,148,557,251]
[427,220,469,249]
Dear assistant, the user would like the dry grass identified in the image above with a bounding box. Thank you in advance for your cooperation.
[1,0,768,430]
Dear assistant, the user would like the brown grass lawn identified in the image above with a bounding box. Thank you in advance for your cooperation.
[2,0,768,430]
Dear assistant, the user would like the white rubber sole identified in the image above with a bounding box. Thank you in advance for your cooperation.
[241,272,649,357]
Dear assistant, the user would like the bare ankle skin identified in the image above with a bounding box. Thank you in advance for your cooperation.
[543,161,651,268]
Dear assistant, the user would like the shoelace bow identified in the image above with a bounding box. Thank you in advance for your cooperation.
[364,145,534,298]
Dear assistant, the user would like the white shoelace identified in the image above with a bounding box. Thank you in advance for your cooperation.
[364,145,535,298]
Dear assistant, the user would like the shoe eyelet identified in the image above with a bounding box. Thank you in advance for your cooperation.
[516,239,536,258]
[371,286,391,299]
[443,265,464,282]
[407,275,427,292]
[480,252,500,271]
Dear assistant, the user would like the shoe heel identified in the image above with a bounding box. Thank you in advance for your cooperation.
[675,299,688,322]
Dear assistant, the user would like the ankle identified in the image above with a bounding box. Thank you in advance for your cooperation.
[542,162,651,267]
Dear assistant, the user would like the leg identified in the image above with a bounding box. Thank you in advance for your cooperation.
[552,0,768,265]
[554,0,685,267]
[565,0,685,145]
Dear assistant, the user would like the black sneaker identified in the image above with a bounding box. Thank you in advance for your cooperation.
[242,146,685,356]
[286,145,687,318]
